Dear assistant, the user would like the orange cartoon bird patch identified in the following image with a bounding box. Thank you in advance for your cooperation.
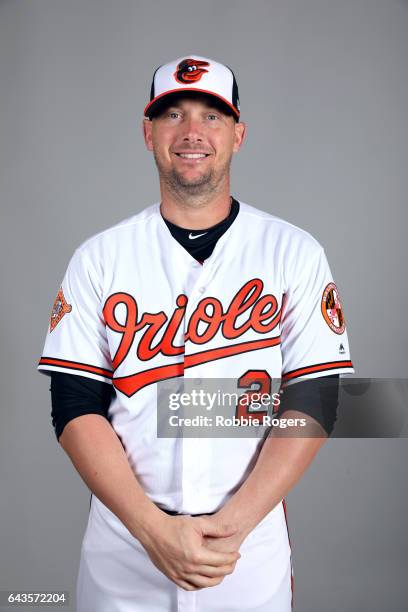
[174,58,210,84]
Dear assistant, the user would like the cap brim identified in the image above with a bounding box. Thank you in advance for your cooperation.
[144,88,240,120]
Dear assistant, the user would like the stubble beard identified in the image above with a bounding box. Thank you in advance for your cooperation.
[154,151,232,203]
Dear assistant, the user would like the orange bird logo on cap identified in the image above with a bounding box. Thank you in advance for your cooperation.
[174,58,210,84]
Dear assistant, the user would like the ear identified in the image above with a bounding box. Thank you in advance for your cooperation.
[143,117,154,151]
[232,121,246,153]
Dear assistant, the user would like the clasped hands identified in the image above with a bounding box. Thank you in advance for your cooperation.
[138,511,248,591]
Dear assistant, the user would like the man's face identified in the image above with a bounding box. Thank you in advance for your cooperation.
[143,95,246,198]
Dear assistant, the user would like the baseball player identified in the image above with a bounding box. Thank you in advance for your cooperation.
[38,55,354,611]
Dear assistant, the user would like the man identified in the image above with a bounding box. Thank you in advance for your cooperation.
[38,55,354,611]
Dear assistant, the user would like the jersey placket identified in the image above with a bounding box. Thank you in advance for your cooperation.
[180,253,215,514]
[177,586,197,612]
[159,207,241,514]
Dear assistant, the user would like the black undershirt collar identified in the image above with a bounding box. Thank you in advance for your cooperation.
[161,197,240,262]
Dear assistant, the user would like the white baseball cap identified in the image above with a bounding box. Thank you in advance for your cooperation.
[144,55,240,121]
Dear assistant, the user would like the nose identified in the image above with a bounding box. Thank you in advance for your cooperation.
[181,116,204,143]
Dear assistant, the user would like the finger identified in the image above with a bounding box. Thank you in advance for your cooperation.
[183,573,223,589]
[194,562,236,578]
[198,549,241,568]
[176,579,201,591]
[198,517,238,539]
[203,539,236,553]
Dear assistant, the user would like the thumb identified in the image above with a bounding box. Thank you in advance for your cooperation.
[200,518,238,538]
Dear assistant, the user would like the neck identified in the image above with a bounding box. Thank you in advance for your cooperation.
[159,182,232,230]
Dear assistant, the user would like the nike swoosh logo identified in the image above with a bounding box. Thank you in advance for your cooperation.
[188,232,208,240]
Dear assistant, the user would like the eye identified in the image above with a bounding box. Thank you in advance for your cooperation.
[169,111,180,119]
[207,113,218,120]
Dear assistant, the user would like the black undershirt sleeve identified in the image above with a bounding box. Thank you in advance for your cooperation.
[50,372,115,441]
[49,371,340,441]
[277,374,340,436]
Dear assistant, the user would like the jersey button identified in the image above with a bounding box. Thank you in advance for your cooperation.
[198,286,205,293]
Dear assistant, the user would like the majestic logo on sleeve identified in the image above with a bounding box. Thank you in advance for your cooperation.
[174,59,210,84]
[50,288,72,332]
[103,279,281,397]
[321,282,345,334]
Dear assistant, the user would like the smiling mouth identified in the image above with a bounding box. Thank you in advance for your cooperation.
[174,153,211,159]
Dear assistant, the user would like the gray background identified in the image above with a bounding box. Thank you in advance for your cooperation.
[1,0,407,610]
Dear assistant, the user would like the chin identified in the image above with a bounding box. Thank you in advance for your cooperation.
[175,170,213,187]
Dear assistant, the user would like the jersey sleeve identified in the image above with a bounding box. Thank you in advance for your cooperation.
[37,247,114,384]
[280,245,354,384]
[50,372,114,441]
